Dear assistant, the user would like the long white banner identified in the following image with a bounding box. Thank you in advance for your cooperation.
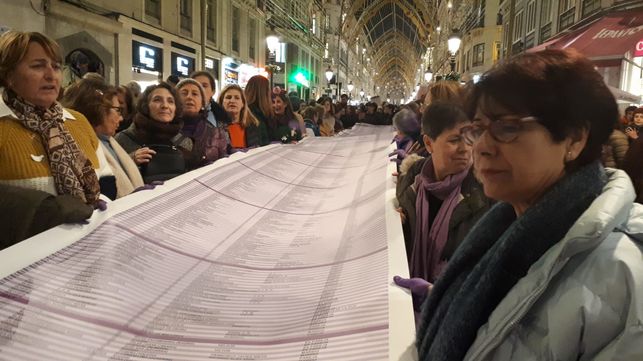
[0,125,417,360]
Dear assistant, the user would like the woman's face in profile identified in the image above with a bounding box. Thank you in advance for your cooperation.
[472,100,581,213]
[425,122,472,179]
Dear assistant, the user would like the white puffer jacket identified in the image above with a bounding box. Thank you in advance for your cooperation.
[464,169,643,361]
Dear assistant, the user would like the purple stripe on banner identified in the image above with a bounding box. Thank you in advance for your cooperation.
[109,222,387,271]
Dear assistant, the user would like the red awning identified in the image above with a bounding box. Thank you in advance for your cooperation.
[526,36,564,53]
[552,9,643,59]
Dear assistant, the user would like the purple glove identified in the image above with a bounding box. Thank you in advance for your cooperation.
[94,199,107,212]
[394,276,432,311]
[133,180,164,193]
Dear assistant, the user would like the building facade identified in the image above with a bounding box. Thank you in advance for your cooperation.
[499,0,643,103]
[1,0,336,100]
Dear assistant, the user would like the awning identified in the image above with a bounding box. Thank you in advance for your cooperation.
[526,36,564,53]
[552,9,643,59]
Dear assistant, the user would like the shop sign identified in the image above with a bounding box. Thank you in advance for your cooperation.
[171,52,195,77]
[132,40,162,72]
[635,39,643,57]
[224,69,239,84]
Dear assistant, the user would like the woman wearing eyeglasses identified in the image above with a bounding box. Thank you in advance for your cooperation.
[413,50,643,361]
[62,79,144,199]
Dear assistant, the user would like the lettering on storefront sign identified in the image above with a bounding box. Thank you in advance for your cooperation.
[635,39,643,57]
[132,41,163,72]
[139,47,156,69]
[171,52,195,77]
[225,69,239,84]
[593,25,643,40]
[176,57,189,76]
[205,58,214,69]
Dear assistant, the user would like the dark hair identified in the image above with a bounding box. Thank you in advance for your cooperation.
[633,107,643,117]
[466,49,617,169]
[189,70,215,90]
[272,92,296,124]
[61,79,117,127]
[166,74,180,85]
[117,85,135,116]
[137,82,183,122]
[422,101,469,139]
[625,105,638,113]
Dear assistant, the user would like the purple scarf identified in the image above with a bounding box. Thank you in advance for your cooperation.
[410,158,470,282]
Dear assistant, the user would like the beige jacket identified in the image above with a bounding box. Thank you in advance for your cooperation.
[99,138,144,198]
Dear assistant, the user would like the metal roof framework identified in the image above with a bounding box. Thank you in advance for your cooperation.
[342,0,436,95]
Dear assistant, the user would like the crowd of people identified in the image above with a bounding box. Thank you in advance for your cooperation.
[0,31,398,246]
[0,30,642,360]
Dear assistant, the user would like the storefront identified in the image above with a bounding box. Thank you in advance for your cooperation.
[171,52,195,78]
[170,42,197,79]
[131,39,163,91]
[533,8,643,105]
[204,57,221,95]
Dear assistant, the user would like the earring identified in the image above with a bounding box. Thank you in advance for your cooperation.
[566,151,573,161]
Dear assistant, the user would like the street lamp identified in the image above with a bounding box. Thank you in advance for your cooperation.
[424,67,433,82]
[324,66,334,96]
[448,29,461,72]
[347,81,354,93]
[325,66,334,83]
[359,88,365,99]
[265,28,280,89]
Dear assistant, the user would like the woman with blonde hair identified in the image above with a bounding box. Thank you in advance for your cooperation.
[219,84,261,149]
[244,75,271,145]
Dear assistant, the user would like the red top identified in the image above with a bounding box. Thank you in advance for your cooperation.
[228,123,246,149]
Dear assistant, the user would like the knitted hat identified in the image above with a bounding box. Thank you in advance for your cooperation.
[176,78,207,110]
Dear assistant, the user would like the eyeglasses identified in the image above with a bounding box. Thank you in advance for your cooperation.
[110,106,123,115]
[461,116,539,145]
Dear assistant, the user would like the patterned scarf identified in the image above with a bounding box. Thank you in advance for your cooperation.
[3,89,100,204]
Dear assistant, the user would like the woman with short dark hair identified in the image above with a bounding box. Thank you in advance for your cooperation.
[413,49,643,361]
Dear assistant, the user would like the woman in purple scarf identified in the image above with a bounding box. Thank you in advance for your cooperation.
[397,102,492,283]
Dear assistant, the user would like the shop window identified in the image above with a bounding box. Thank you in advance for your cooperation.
[145,0,161,22]
[180,0,192,33]
[64,49,104,86]
[207,0,217,44]
[582,0,601,18]
[473,43,485,67]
